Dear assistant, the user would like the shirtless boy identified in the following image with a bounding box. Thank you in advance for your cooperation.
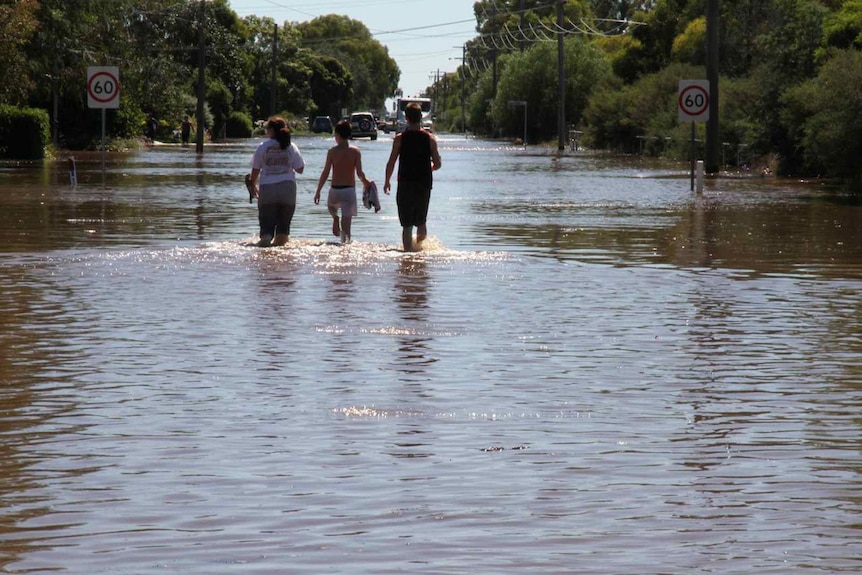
[314,120,370,244]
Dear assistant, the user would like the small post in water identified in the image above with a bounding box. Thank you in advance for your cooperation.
[690,121,695,192]
[696,160,704,195]
[101,108,107,181]
[68,156,77,187]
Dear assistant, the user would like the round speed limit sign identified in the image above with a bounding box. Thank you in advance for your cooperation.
[678,80,709,122]
[87,66,120,109]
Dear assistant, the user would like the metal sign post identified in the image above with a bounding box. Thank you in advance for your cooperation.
[87,66,120,179]
[678,80,709,193]
[691,121,695,192]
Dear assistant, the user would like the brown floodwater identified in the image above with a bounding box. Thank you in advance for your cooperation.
[1,136,860,574]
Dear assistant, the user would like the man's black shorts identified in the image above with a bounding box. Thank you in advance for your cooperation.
[396,181,431,227]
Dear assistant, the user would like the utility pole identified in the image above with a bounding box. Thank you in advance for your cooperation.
[461,44,467,136]
[492,46,497,98]
[519,0,525,52]
[427,70,440,115]
[556,0,566,151]
[441,73,448,122]
[435,69,440,115]
[706,0,720,173]
[51,58,59,147]
[451,45,467,135]
[491,4,497,97]
[195,0,206,154]
[270,23,278,117]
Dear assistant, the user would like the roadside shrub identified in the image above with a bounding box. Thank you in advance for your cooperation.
[582,77,636,151]
[0,105,50,159]
[225,111,253,138]
[783,48,862,180]
[115,105,147,143]
[584,63,703,155]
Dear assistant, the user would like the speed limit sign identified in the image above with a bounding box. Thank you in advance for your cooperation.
[87,66,120,109]
[678,80,709,122]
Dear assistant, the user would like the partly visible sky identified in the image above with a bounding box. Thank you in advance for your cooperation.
[227,0,478,98]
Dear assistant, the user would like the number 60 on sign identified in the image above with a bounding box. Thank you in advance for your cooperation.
[678,80,709,122]
[87,66,120,109]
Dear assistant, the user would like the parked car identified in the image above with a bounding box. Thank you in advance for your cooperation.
[310,116,333,134]
[349,112,378,140]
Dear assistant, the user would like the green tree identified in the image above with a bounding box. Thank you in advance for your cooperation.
[783,49,862,181]
[594,34,644,84]
[626,0,698,80]
[122,1,199,139]
[201,0,253,124]
[169,0,253,140]
[467,58,506,136]
[467,0,594,95]
[276,56,316,118]
[242,14,279,120]
[584,62,703,154]
[242,15,310,120]
[720,0,775,77]
[296,15,399,112]
[749,0,827,173]
[821,0,862,50]
[492,35,612,142]
[307,54,353,120]
[0,0,39,106]
[472,0,593,43]
[717,75,761,164]
[671,16,706,65]
[24,0,195,147]
[580,74,634,150]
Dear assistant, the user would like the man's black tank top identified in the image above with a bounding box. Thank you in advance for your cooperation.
[397,130,432,187]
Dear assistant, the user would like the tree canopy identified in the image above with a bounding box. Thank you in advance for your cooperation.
[0,1,398,147]
[427,0,862,183]
[3,0,862,184]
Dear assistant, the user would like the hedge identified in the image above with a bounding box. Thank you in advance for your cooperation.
[225,111,253,138]
[0,105,51,159]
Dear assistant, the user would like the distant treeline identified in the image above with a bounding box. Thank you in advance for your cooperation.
[0,0,398,151]
[429,0,862,184]
[2,0,862,185]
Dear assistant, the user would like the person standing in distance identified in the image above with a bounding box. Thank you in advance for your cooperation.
[384,103,441,252]
[180,114,193,146]
[249,116,305,247]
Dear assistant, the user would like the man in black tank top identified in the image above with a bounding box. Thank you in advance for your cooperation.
[384,103,442,252]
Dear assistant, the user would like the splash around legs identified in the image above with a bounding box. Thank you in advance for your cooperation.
[402,226,418,252]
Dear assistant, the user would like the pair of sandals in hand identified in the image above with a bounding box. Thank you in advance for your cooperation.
[245,174,257,203]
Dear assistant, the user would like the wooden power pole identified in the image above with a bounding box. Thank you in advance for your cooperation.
[195,0,206,154]
[270,24,278,117]
[556,0,566,151]
[706,0,720,173]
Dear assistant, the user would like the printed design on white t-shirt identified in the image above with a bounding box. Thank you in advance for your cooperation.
[264,146,294,175]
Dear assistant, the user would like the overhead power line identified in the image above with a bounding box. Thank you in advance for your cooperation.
[475,16,643,51]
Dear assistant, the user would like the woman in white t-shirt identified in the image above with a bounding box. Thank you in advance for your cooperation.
[249,117,305,247]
